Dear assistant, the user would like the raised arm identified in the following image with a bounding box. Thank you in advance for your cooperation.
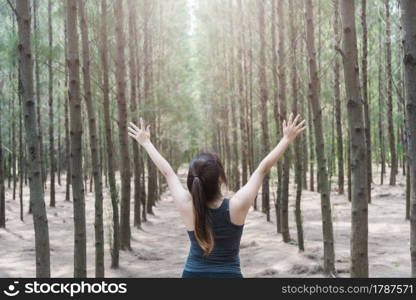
[128,119,191,212]
[231,114,306,222]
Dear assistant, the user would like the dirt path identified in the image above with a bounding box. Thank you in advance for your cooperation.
[0,168,410,277]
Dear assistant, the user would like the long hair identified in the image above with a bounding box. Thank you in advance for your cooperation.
[187,153,226,256]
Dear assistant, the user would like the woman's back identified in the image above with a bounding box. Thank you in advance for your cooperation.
[183,198,244,277]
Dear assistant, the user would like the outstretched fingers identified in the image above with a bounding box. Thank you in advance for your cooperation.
[129,122,140,132]
[292,114,301,127]
[288,113,294,126]
[297,126,307,134]
[128,127,138,139]
[295,119,306,129]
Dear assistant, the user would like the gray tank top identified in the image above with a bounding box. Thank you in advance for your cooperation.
[184,198,244,274]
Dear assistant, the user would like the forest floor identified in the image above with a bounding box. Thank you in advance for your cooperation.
[0,166,410,278]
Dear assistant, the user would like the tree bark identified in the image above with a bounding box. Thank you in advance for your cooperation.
[78,0,104,278]
[114,0,132,250]
[0,92,5,228]
[16,0,51,278]
[385,0,398,186]
[237,0,248,187]
[100,0,120,268]
[143,0,157,215]
[289,0,304,251]
[257,0,270,222]
[400,0,416,277]
[66,0,87,278]
[271,0,281,233]
[128,0,142,229]
[305,0,336,275]
[361,0,372,203]
[333,0,344,195]
[339,0,369,277]
[48,0,55,207]
[278,0,291,241]
[33,0,46,189]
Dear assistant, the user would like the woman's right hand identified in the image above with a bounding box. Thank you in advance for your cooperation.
[282,113,306,142]
[128,118,151,146]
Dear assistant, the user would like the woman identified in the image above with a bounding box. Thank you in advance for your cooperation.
[128,113,306,278]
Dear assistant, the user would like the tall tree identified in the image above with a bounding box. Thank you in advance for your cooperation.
[78,0,104,277]
[378,17,386,185]
[33,0,46,189]
[0,85,5,228]
[100,0,120,268]
[144,0,157,215]
[114,0,132,250]
[333,0,344,195]
[361,0,372,202]
[16,0,51,277]
[400,0,416,277]
[385,0,398,186]
[271,0,281,233]
[228,0,240,191]
[128,0,142,229]
[278,0,291,241]
[66,0,87,278]
[339,0,369,277]
[237,0,248,186]
[304,0,335,275]
[289,0,304,251]
[257,0,270,221]
[48,0,56,207]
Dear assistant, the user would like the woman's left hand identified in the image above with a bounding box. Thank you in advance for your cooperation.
[128,118,151,146]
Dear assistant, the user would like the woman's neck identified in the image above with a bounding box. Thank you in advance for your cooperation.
[207,195,224,209]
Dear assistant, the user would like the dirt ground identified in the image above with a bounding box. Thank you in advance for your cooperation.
[0,166,410,278]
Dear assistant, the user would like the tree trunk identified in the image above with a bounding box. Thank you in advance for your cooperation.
[228,0,240,192]
[237,0,248,186]
[339,0,369,277]
[19,80,24,221]
[100,0,120,268]
[12,93,16,201]
[128,0,142,229]
[271,0,281,233]
[400,0,416,277]
[114,0,132,251]
[16,0,51,278]
[144,0,157,215]
[0,94,5,228]
[378,21,386,185]
[305,0,336,275]
[257,0,270,222]
[361,0,371,203]
[33,0,46,189]
[308,104,315,192]
[385,0,398,186]
[48,0,55,208]
[289,0,304,251]
[78,0,104,278]
[63,1,71,203]
[333,0,344,195]
[278,0,291,241]
[66,0,87,278]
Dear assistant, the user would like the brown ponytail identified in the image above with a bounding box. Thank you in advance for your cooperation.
[187,153,226,256]
[191,177,214,256]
